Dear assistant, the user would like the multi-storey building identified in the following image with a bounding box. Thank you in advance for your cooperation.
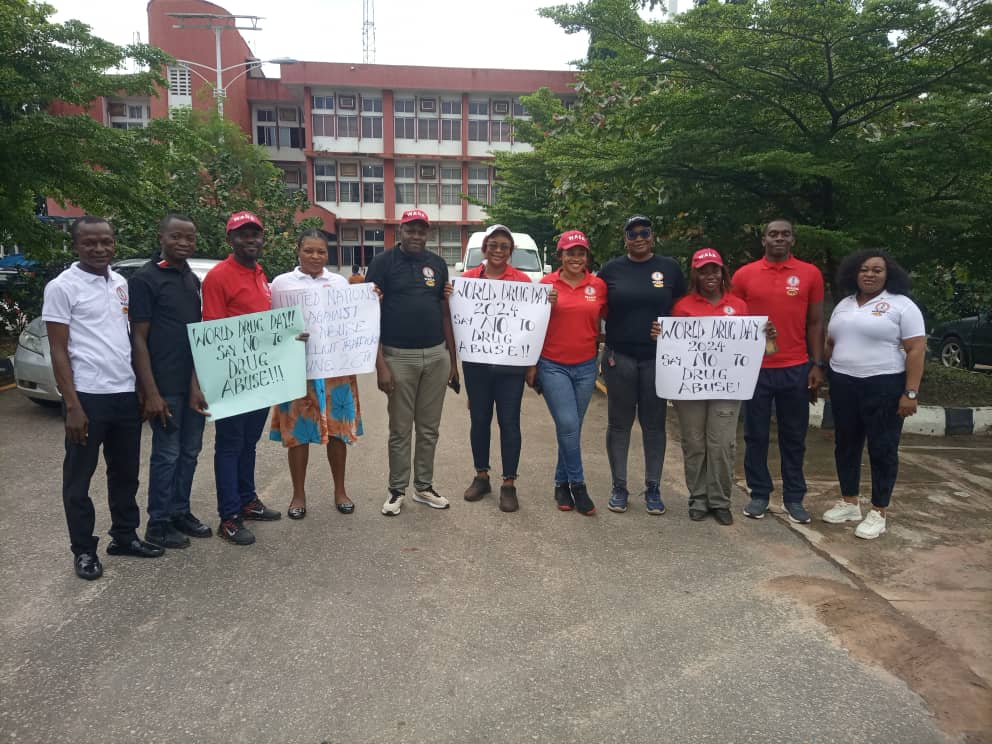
[46,0,577,268]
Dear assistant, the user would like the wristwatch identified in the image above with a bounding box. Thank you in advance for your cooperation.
[812,361,828,369]
[904,389,918,400]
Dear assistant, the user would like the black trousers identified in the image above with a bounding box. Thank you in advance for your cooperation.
[62,392,142,555]
[829,369,905,508]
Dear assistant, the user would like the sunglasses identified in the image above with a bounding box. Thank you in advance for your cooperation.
[625,228,652,240]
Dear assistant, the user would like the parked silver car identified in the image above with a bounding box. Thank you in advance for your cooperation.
[12,258,220,406]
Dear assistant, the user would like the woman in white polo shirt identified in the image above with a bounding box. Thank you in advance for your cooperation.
[822,250,925,539]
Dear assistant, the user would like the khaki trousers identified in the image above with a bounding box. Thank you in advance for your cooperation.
[674,399,741,510]
[383,343,451,492]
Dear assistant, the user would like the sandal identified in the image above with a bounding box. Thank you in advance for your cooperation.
[335,500,355,514]
[287,505,307,520]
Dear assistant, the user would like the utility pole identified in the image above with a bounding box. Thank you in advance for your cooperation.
[167,12,263,118]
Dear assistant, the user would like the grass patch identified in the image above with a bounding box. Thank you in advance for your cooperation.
[919,362,992,408]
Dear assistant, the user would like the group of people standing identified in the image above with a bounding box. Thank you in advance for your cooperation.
[42,209,924,582]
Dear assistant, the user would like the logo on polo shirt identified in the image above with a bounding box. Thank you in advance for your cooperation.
[786,275,800,296]
[584,286,597,302]
[116,286,129,314]
[422,266,436,287]
[871,301,891,316]
[651,271,665,288]
[723,305,736,315]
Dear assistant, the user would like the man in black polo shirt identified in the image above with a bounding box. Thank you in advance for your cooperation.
[366,209,459,516]
[129,214,213,548]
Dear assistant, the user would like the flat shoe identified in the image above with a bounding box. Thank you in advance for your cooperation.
[287,505,307,520]
[336,501,355,514]
[689,508,709,521]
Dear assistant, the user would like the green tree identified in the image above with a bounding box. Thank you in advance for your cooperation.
[494,0,991,310]
[0,0,169,254]
[111,109,315,279]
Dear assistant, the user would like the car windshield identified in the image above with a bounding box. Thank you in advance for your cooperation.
[464,247,542,272]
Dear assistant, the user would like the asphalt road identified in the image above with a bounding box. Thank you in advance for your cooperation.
[0,378,948,744]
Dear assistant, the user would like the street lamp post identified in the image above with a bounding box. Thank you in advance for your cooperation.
[175,56,298,118]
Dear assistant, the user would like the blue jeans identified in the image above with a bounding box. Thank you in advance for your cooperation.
[537,356,598,484]
[462,362,526,479]
[213,407,269,520]
[146,393,206,526]
[743,363,810,503]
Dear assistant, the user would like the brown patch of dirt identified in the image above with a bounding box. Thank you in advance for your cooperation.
[770,575,992,743]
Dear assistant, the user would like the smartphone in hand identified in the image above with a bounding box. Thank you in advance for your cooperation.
[448,378,461,395]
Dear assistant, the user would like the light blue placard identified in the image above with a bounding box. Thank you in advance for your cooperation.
[188,307,306,421]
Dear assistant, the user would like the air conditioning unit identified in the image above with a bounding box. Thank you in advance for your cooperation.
[339,95,356,109]
[340,162,359,178]
[493,100,510,115]
[341,226,360,241]
[420,97,436,112]
[419,165,437,180]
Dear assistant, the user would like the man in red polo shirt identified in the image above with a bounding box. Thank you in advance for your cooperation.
[197,211,281,545]
[731,219,825,524]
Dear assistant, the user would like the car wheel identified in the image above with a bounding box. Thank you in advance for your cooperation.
[939,337,970,369]
[29,397,61,408]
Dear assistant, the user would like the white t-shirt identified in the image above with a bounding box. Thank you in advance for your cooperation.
[828,291,925,378]
[41,263,135,394]
[270,266,348,310]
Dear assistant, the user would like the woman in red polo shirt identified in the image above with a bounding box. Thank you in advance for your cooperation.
[459,225,532,513]
[525,230,606,516]
[661,248,772,525]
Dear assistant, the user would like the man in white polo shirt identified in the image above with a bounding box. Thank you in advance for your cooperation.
[43,216,164,581]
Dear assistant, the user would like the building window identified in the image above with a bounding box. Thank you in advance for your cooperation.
[513,100,528,117]
[361,96,383,112]
[468,120,488,141]
[418,118,438,140]
[441,184,461,205]
[338,115,358,137]
[361,116,383,138]
[128,105,145,120]
[257,108,275,122]
[256,126,276,146]
[315,181,337,202]
[468,100,489,116]
[417,183,438,205]
[278,127,305,148]
[441,98,461,115]
[168,66,191,97]
[279,107,298,122]
[440,225,462,265]
[468,165,490,181]
[282,168,302,192]
[363,183,384,203]
[314,161,336,202]
[312,95,334,110]
[491,121,512,143]
[395,165,415,179]
[395,98,415,113]
[395,117,416,139]
[339,182,361,202]
[362,163,384,179]
[441,119,461,141]
[467,183,489,203]
[395,183,415,203]
[312,114,335,137]
[440,166,460,181]
[315,161,336,177]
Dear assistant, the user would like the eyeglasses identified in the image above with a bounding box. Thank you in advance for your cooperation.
[486,242,512,253]
[625,228,652,240]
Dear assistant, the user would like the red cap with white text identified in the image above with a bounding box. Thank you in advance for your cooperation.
[226,211,263,233]
[400,209,430,226]
[557,230,590,251]
[691,247,724,268]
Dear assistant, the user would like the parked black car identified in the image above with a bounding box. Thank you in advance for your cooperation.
[927,310,992,368]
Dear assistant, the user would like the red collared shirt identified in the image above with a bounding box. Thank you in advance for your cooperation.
[461,263,533,283]
[730,256,823,368]
[201,255,272,321]
[539,270,607,365]
[673,291,748,318]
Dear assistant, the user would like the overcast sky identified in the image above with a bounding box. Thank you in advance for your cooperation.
[48,0,600,74]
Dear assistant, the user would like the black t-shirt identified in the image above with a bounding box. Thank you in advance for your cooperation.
[598,254,686,360]
[365,246,449,349]
[128,260,202,395]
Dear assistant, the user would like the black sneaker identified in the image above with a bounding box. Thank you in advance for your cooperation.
[145,522,191,549]
[218,518,255,545]
[570,482,596,516]
[241,498,281,521]
[554,484,574,512]
[172,512,213,538]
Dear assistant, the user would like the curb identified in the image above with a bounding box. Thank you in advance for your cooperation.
[810,400,992,437]
[0,356,13,388]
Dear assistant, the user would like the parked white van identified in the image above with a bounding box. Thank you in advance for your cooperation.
[455,231,550,282]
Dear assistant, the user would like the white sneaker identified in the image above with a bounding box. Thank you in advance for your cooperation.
[855,509,886,539]
[822,499,862,524]
[381,489,404,516]
[412,486,450,510]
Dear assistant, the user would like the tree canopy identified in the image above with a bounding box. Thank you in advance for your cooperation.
[493,0,991,313]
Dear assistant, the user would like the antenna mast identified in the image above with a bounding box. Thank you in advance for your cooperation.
[362,0,376,63]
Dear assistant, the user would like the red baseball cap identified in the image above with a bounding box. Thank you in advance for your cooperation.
[691,248,724,269]
[226,211,263,233]
[400,209,430,226]
[557,230,590,251]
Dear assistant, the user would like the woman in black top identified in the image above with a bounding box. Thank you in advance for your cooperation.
[597,215,686,515]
